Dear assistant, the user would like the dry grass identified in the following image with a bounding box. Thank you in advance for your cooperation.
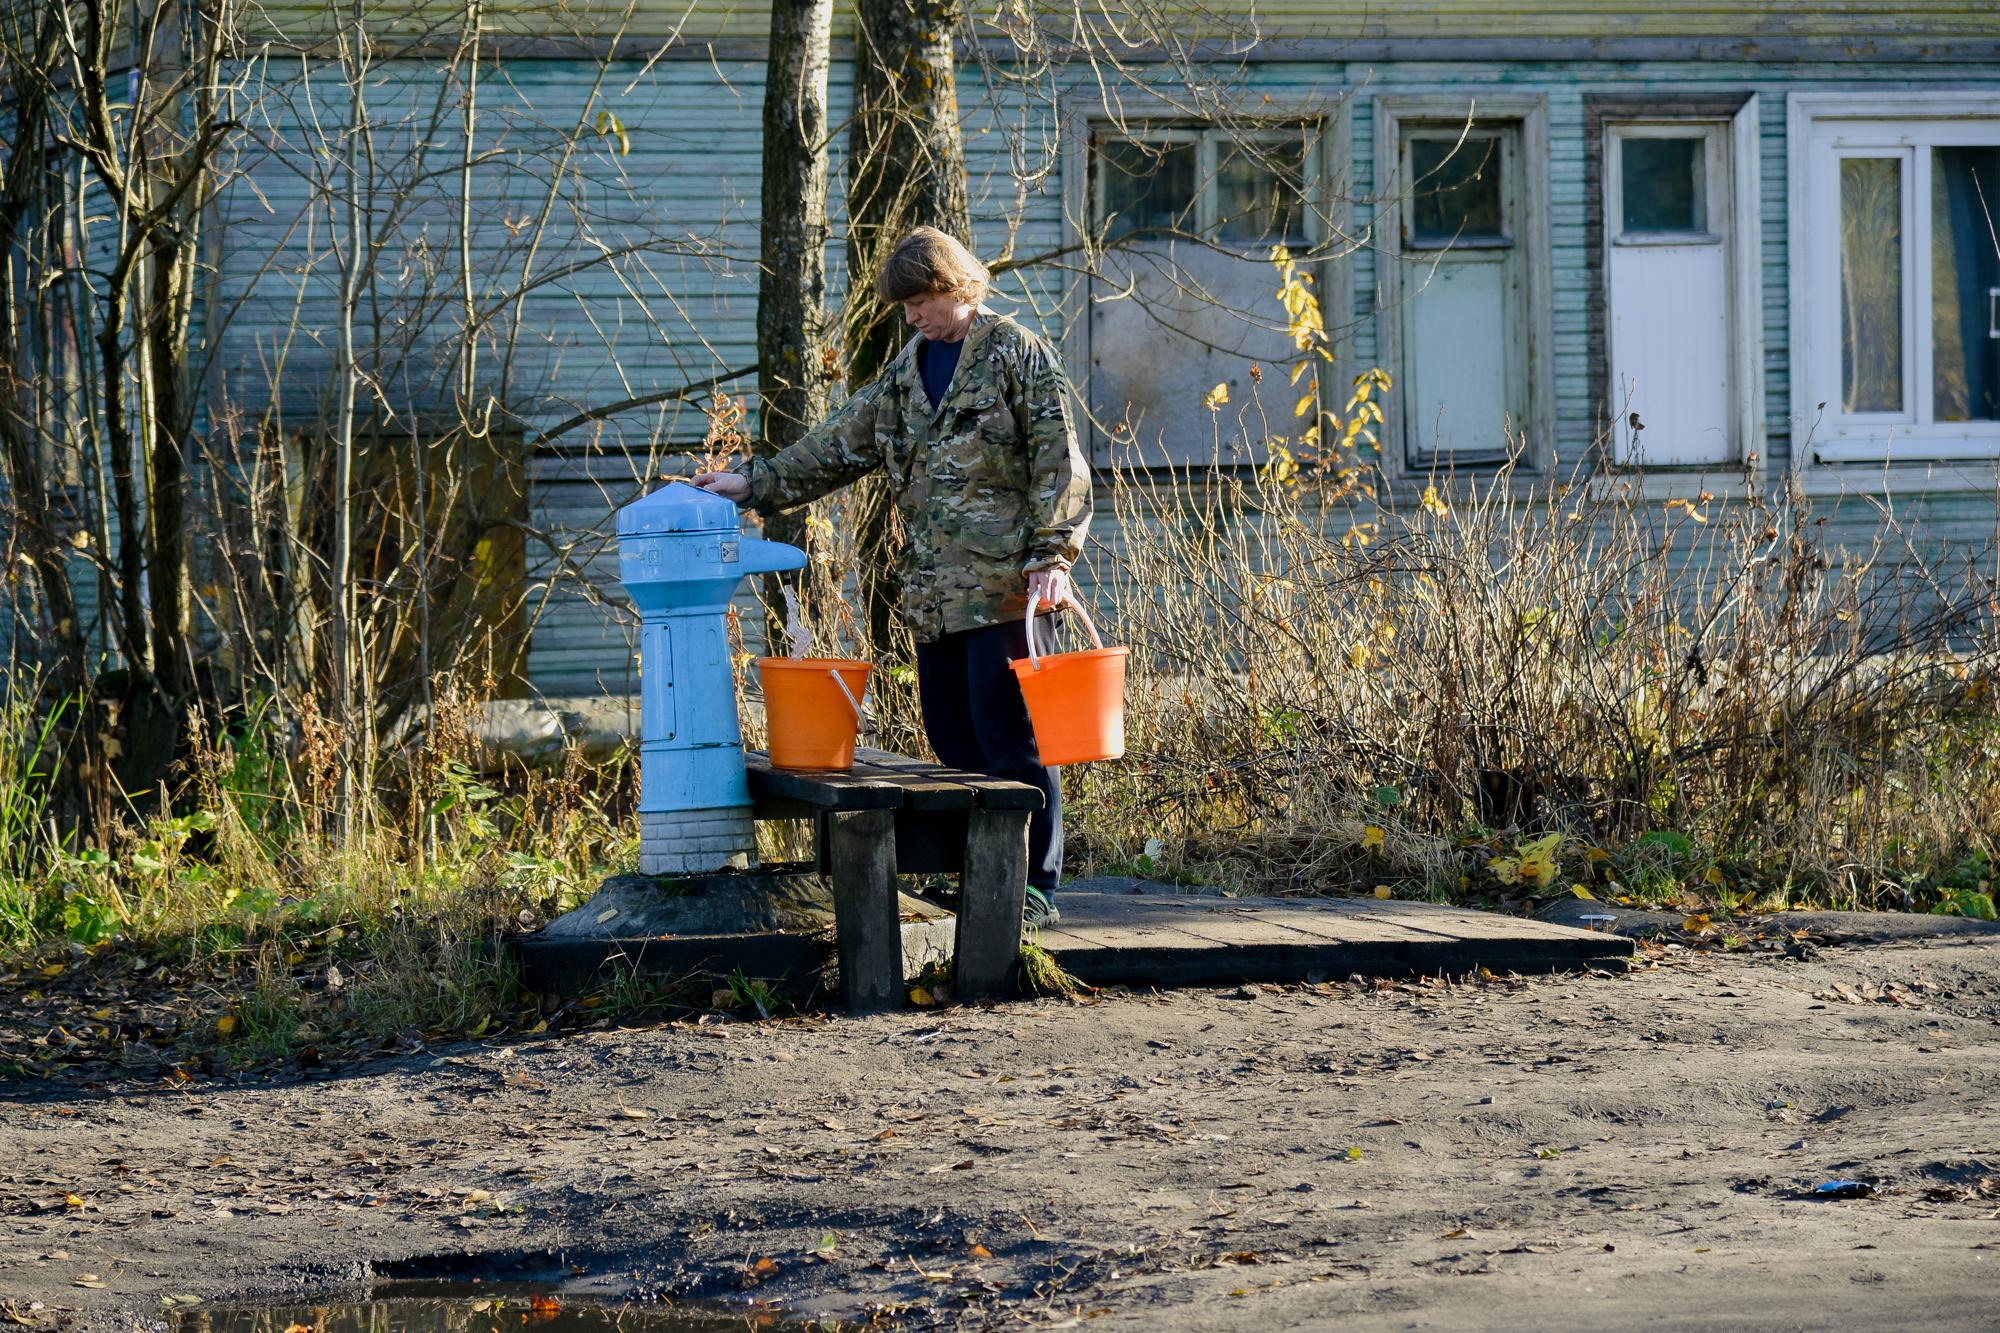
[1065,450,2000,916]
[0,673,633,1072]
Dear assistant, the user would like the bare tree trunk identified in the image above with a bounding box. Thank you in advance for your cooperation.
[142,229,195,707]
[0,5,89,694]
[756,0,834,653]
[331,0,372,841]
[846,0,971,654]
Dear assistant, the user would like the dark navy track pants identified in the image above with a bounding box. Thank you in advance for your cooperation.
[913,617,1063,893]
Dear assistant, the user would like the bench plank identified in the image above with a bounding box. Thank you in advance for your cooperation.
[745,751,906,810]
[843,758,979,811]
[853,748,1044,811]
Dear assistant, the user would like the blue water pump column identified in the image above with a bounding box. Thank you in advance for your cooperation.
[616,482,806,875]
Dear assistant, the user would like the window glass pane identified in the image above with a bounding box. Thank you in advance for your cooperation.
[1931,145,2000,423]
[1621,136,1705,234]
[1215,139,1309,245]
[1839,156,1904,414]
[1098,139,1197,241]
[1409,136,1504,244]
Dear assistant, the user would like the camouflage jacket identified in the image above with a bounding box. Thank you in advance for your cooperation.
[736,311,1092,642]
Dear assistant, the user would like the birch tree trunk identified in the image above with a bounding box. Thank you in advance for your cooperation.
[846,0,971,654]
[755,0,834,654]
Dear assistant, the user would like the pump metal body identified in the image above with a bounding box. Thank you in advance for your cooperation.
[616,482,804,875]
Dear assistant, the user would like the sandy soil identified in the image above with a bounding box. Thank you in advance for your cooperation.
[4,935,1997,1331]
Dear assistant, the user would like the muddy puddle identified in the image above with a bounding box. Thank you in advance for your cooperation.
[177,1283,822,1332]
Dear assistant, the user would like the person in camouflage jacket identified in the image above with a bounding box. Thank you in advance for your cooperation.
[694,227,1090,924]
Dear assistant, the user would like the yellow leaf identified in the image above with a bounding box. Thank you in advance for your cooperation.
[1361,825,1386,851]
[215,1015,236,1038]
[64,1193,86,1209]
[1569,884,1597,900]
[1373,886,1392,900]
[969,1243,992,1259]
[909,986,937,1007]
[1421,484,1450,518]
[1292,393,1314,418]
[1202,383,1230,411]
[1703,867,1726,885]
[1682,914,1713,932]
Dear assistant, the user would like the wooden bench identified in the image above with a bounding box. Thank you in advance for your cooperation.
[743,747,1044,1012]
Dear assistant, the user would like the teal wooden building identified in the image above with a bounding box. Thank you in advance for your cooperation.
[14,1,2000,695]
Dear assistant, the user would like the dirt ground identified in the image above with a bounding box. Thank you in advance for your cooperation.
[4,934,1997,1331]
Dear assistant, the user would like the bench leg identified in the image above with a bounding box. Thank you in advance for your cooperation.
[828,808,903,1013]
[954,808,1029,1003]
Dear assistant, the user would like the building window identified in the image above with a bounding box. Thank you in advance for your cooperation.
[1083,123,1324,467]
[1799,108,2000,463]
[1396,121,1527,466]
[1093,128,1311,247]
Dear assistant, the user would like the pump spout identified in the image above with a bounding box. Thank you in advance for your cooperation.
[738,537,806,576]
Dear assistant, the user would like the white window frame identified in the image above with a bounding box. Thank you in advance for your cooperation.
[1373,94,1554,484]
[1790,92,2000,490]
[1601,104,1763,475]
[1057,90,1352,469]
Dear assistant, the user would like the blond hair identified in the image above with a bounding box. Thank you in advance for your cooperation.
[873,226,990,305]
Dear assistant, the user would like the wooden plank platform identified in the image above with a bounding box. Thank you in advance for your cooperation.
[1035,886,1633,985]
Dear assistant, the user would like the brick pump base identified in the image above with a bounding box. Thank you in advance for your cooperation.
[639,806,755,876]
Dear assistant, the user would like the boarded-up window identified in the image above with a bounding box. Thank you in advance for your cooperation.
[1084,125,1323,468]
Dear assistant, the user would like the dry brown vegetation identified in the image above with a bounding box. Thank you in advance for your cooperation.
[1072,452,2000,920]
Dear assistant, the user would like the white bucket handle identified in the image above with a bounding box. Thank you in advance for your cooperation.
[828,667,865,722]
[1023,592,1105,670]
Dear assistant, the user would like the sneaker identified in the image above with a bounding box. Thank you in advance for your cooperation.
[1023,888,1061,929]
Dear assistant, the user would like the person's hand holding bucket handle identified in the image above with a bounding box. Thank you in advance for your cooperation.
[691,471,750,502]
[1026,564,1071,610]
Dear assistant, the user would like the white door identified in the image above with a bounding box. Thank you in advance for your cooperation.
[1399,127,1524,465]
[1607,123,1734,465]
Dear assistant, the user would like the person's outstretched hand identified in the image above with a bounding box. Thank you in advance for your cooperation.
[1027,565,1072,609]
[691,471,750,502]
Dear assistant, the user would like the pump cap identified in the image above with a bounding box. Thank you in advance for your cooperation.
[617,480,741,537]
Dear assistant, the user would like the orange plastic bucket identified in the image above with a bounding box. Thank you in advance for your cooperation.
[1008,598,1127,766]
[759,657,872,771]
